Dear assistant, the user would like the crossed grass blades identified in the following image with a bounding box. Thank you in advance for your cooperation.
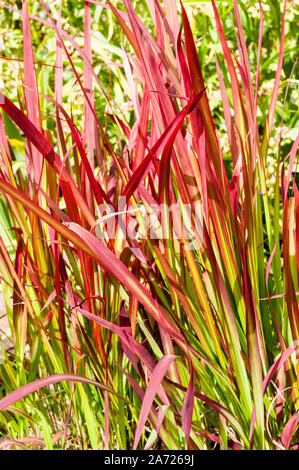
[0,0,298,450]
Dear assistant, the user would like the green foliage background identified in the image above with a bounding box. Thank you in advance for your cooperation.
[0,1,297,150]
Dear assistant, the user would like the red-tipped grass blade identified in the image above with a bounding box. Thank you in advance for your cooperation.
[133,355,177,449]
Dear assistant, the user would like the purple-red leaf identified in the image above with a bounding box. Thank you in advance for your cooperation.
[280,412,299,450]
[181,365,194,447]
[133,355,177,449]
[0,374,126,412]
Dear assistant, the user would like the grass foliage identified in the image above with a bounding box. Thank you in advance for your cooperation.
[0,0,298,450]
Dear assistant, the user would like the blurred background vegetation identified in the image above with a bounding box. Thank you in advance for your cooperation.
[0,0,298,242]
[0,1,297,142]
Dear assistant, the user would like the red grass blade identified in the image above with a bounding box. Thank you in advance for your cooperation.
[0,92,95,225]
[265,242,284,348]
[255,1,264,109]
[124,92,203,200]
[165,377,244,440]
[280,412,299,450]
[211,0,247,146]
[158,91,204,206]
[133,355,177,449]
[215,55,240,166]
[261,0,287,159]
[295,184,299,278]
[181,0,223,180]
[181,364,194,447]
[144,404,169,450]
[22,0,42,184]
[83,0,96,198]
[0,432,63,450]
[249,343,297,448]
[0,374,128,412]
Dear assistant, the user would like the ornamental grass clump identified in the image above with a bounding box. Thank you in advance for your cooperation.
[0,0,298,450]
